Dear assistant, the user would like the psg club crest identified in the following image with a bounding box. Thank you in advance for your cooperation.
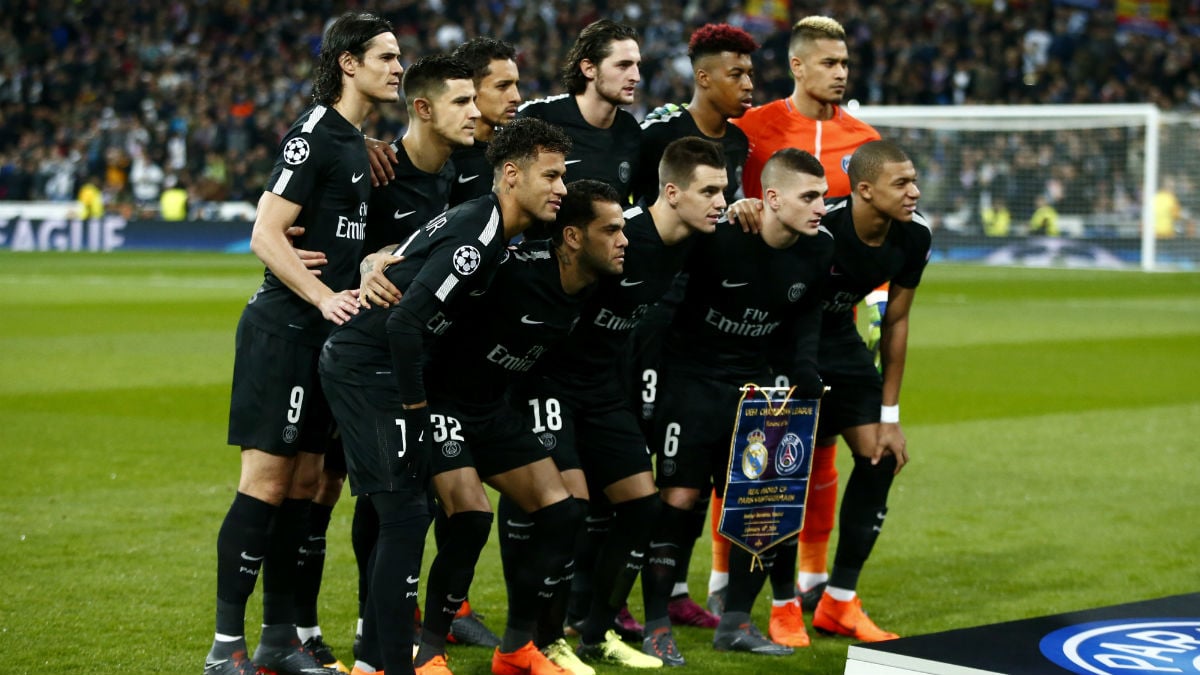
[719,385,822,565]
[775,433,805,476]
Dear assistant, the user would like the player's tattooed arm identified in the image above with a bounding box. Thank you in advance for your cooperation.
[358,245,404,308]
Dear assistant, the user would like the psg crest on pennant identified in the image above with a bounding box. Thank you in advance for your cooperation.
[719,385,822,564]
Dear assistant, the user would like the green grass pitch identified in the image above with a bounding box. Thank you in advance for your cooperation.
[1,252,1196,674]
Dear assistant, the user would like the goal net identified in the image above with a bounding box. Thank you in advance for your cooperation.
[851,104,1199,271]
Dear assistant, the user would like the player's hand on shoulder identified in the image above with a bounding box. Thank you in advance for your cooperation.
[727,198,764,234]
[320,288,361,325]
[365,137,399,187]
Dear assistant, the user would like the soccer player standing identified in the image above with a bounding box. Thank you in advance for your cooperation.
[509,137,727,673]
[519,19,642,207]
[806,140,929,642]
[631,22,758,631]
[411,179,628,675]
[634,23,757,205]
[721,16,884,635]
[317,118,573,675]
[641,149,833,663]
[732,16,879,202]
[294,54,485,665]
[361,54,479,254]
[448,38,523,206]
[517,17,644,637]
[207,13,401,675]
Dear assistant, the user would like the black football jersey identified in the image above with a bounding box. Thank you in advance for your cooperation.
[517,94,641,201]
[321,193,510,383]
[818,196,932,340]
[447,141,493,207]
[664,222,834,381]
[538,203,695,391]
[241,104,371,346]
[635,107,748,204]
[426,240,590,408]
[362,139,453,256]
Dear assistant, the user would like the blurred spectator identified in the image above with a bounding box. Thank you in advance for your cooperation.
[982,195,1011,237]
[160,173,189,221]
[1029,194,1060,237]
[77,174,104,219]
[1154,178,1183,239]
[129,147,165,213]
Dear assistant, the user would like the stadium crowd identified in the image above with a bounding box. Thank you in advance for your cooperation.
[0,0,1198,231]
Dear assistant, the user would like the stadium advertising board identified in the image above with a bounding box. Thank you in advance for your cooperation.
[0,216,252,252]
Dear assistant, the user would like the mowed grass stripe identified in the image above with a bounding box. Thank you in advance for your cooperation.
[0,329,234,395]
[913,295,1200,347]
[905,333,1200,424]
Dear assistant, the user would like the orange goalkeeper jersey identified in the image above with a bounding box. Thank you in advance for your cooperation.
[733,98,880,199]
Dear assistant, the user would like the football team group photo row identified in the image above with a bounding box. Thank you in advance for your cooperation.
[207,11,929,675]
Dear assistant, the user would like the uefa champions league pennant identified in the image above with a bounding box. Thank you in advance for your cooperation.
[719,384,821,570]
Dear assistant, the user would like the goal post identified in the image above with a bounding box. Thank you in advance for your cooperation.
[851,103,1198,271]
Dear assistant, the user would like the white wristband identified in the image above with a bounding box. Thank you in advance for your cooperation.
[880,404,900,424]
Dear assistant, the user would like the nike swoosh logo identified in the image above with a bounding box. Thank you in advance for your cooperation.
[205,659,230,668]
[521,315,544,325]
[564,160,582,165]
[394,210,416,220]
[543,577,563,585]
[619,278,644,287]
[447,594,468,603]
[352,173,365,183]
[721,280,749,288]
[240,552,265,562]
[457,174,479,184]
[469,289,487,296]
[505,519,534,528]
[406,575,420,584]
[648,541,675,549]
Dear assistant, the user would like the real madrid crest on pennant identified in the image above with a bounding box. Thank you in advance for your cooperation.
[742,429,768,480]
